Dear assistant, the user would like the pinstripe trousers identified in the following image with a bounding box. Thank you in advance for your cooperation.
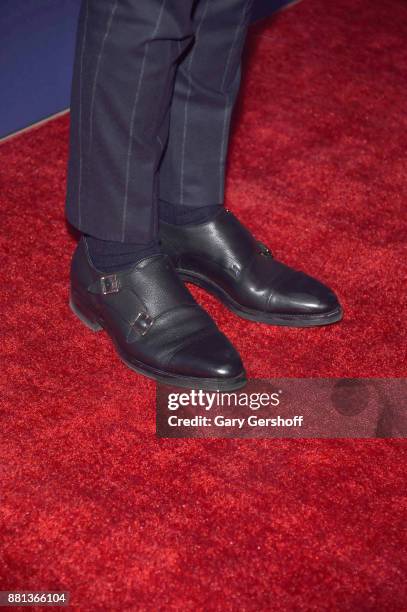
[66,0,253,243]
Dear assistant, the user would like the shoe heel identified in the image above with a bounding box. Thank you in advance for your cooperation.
[69,294,103,332]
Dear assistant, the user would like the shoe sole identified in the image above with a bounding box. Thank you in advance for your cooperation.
[177,269,343,328]
[69,297,247,391]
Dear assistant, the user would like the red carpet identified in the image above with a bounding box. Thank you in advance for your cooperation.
[1,0,406,608]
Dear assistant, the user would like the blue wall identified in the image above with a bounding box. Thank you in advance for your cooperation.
[0,1,80,138]
[0,1,292,139]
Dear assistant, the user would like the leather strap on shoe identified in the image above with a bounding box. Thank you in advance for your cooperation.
[86,262,159,296]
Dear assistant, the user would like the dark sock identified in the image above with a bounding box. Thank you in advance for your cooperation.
[85,235,161,272]
[159,199,222,226]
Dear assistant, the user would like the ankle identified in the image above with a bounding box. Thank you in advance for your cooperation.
[159,199,222,226]
[85,235,161,272]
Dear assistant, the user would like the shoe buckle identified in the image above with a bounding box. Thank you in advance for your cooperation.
[133,312,153,336]
[100,274,120,294]
[258,242,272,257]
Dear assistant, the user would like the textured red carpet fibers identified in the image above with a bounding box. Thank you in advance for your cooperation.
[1,0,406,609]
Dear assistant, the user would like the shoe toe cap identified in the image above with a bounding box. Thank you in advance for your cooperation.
[168,332,244,381]
[269,272,341,315]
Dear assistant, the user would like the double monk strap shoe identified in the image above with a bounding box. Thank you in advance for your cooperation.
[160,209,343,327]
[69,238,246,390]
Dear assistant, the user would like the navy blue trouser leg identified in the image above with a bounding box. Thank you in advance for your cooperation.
[159,0,253,208]
[66,0,252,243]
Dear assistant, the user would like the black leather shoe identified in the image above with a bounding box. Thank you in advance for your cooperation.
[70,239,246,390]
[160,209,343,327]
